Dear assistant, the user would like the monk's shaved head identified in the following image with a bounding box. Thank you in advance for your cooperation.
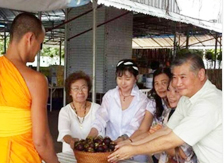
[10,12,44,42]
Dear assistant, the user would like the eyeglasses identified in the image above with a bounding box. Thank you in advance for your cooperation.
[71,86,88,92]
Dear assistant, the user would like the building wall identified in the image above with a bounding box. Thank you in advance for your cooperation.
[67,4,133,93]
[104,7,133,91]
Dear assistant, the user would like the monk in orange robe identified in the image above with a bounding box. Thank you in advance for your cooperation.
[0,13,59,163]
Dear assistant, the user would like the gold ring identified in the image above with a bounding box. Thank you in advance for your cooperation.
[116,154,119,158]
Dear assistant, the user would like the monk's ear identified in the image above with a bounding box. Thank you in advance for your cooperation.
[198,69,206,81]
[23,32,35,46]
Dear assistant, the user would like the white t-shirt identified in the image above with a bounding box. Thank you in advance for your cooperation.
[167,80,222,163]
[57,102,102,153]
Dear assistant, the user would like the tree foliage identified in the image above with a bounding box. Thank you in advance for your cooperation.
[0,38,64,58]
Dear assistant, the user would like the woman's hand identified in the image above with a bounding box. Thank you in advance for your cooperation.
[108,145,135,162]
[114,137,123,144]
[69,138,79,150]
[115,139,131,150]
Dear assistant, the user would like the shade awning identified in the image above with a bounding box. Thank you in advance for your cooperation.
[0,0,222,33]
[97,0,222,33]
[132,34,221,49]
[0,0,90,12]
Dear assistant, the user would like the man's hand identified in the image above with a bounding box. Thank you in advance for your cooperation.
[108,145,135,162]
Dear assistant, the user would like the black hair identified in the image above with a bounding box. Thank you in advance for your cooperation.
[116,59,139,77]
[150,61,160,70]
[149,68,172,118]
[10,12,43,42]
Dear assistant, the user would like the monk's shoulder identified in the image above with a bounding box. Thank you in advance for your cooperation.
[21,66,48,92]
[19,65,46,82]
[28,69,47,86]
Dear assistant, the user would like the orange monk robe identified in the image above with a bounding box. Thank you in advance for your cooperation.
[0,56,41,163]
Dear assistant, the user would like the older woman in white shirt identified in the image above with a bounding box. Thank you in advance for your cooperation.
[57,71,103,153]
[88,59,149,162]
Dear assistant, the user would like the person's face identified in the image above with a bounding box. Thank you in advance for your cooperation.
[116,71,137,93]
[70,79,89,103]
[154,73,169,98]
[172,62,201,98]
[167,82,181,108]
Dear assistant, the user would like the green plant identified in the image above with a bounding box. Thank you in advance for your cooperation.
[217,51,222,61]
[205,51,214,60]
[176,49,204,58]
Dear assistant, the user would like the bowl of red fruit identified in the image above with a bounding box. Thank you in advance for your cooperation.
[74,136,116,163]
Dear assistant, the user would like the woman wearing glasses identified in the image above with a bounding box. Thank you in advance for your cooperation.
[57,71,103,153]
[88,59,149,162]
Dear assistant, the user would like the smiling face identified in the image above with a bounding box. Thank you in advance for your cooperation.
[116,70,137,93]
[70,79,89,103]
[172,62,204,98]
[167,82,181,108]
[154,73,169,98]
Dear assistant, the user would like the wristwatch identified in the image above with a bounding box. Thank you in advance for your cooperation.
[118,134,129,140]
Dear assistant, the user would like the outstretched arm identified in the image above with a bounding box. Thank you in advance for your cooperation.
[88,93,111,138]
[108,130,184,162]
[130,110,153,139]
[116,111,153,147]
[116,126,171,150]
[88,127,99,138]
[132,126,171,145]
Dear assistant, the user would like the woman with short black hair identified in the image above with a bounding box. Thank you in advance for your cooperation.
[88,59,149,162]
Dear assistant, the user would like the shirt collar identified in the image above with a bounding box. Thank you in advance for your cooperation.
[189,79,209,104]
[115,84,140,101]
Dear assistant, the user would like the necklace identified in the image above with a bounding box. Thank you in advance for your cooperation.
[71,102,87,129]
[120,90,131,101]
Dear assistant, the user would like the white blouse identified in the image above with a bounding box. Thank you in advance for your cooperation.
[91,85,149,140]
[57,102,102,153]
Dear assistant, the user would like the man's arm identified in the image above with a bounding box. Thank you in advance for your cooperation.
[29,71,59,163]
[116,126,171,149]
[108,129,185,162]
[132,126,171,145]
[135,131,184,155]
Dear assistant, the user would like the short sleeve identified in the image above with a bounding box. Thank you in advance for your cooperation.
[146,99,156,116]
